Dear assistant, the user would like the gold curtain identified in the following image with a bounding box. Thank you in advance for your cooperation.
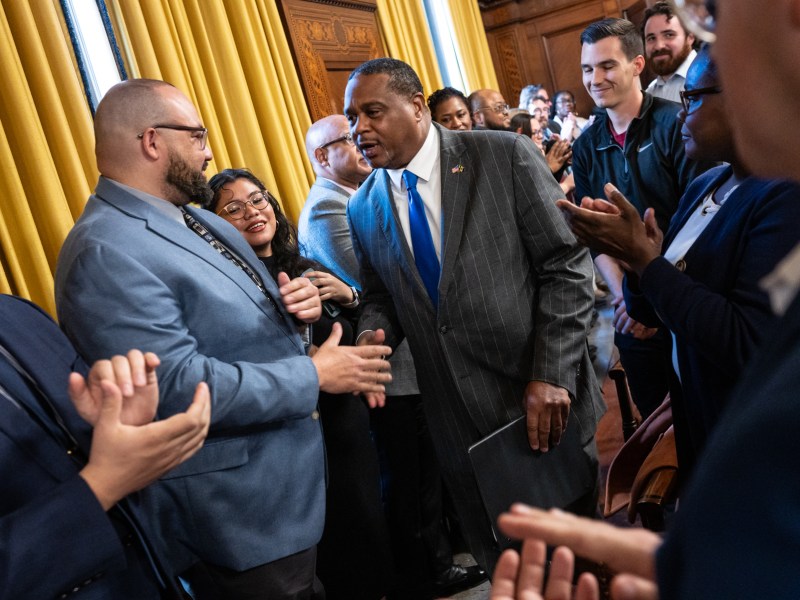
[0,0,97,315]
[376,0,444,97]
[107,0,314,224]
[447,0,499,93]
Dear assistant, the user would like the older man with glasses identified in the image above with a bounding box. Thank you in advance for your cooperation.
[468,88,512,131]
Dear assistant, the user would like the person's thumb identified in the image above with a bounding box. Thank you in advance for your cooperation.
[611,574,659,600]
[277,271,291,287]
[322,321,343,348]
[604,183,636,216]
[96,379,123,426]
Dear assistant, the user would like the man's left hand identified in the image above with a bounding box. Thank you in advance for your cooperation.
[278,271,322,323]
[525,381,570,452]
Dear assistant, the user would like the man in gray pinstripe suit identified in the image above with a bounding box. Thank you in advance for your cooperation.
[344,58,604,575]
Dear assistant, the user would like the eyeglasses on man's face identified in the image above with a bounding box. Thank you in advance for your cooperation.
[137,124,209,150]
[477,103,509,115]
[317,132,355,151]
[679,85,722,114]
[674,0,716,43]
[217,192,271,220]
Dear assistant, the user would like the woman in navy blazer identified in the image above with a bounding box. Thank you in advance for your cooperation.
[558,46,800,478]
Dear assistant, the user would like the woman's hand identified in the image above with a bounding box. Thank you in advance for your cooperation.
[304,270,354,305]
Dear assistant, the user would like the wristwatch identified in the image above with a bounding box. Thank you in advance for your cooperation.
[341,285,360,308]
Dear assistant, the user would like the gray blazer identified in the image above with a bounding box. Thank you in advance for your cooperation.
[299,177,419,395]
[55,177,325,573]
[347,124,604,567]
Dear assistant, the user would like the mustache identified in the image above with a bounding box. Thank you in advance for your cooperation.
[651,49,672,57]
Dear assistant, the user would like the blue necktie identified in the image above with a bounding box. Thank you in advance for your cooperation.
[402,170,440,306]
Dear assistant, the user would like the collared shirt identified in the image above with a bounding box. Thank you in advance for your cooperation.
[318,176,357,197]
[105,177,186,225]
[645,49,698,104]
[386,124,442,260]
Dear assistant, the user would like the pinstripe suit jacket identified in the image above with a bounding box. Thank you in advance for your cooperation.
[299,177,419,395]
[347,124,603,446]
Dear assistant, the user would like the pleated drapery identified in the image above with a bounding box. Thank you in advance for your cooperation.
[0,0,96,315]
[447,0,500,93]
[107,0,314,224]
[376,0,444,96]
[0,0,498,315]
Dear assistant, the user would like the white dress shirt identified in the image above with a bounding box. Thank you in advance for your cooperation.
[646,49,697,104]
[386,124,442,261]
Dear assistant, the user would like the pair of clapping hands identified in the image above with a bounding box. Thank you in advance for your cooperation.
[73,351,209,511]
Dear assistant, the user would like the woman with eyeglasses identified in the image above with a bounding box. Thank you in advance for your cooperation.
[490,42,800,600]
[557,45,800,480]
[205,168,393,600]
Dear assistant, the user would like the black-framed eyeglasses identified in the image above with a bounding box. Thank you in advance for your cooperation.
[476,103,509,115]
[679,86,722,114]
[137,124,209,149]
[217,192,271,220]
[674,0,716,43]
[317,132,354,151]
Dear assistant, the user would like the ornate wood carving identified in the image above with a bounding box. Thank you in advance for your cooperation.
[279,0,384,121]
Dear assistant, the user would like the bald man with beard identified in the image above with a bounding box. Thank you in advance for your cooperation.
[56,79,392,600]
[468,89,512,131]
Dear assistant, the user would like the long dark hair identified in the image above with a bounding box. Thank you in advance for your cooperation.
[205,168,315,278]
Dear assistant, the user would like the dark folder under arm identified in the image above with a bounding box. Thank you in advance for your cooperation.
[468,415,596,549]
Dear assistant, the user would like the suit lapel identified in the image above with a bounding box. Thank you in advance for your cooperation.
[663,165,731,249]
[437,126,470,302]
[0,296,93,454]
[0,395,78,482]
[94,180,300,347]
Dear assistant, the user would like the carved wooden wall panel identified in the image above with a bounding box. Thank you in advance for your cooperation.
[279,0,385,121]
[481,0,649,117]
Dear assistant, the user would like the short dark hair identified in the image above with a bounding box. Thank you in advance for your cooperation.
[348,58,423,98]
[427,87,469,115]
[510,113,533,137]
[580,18,644,60]
[642,1,683,34]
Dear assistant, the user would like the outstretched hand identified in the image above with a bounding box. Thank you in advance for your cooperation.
[312,323,392,396]
[495,505,661,600]
[555,183,663,275]
[491,539,600,600]
[357,329,389,408]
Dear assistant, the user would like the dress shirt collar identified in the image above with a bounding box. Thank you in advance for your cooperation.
[653,49,697,86]
[387,124,439,191]
[101,176,186,225]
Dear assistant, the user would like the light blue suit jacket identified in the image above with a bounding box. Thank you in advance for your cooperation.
[55,177,325,573]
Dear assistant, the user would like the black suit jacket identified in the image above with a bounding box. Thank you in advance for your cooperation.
[0,295,169,599]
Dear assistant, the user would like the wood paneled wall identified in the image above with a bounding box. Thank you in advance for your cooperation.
[278,0,385,121]
[479,0,648,118]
